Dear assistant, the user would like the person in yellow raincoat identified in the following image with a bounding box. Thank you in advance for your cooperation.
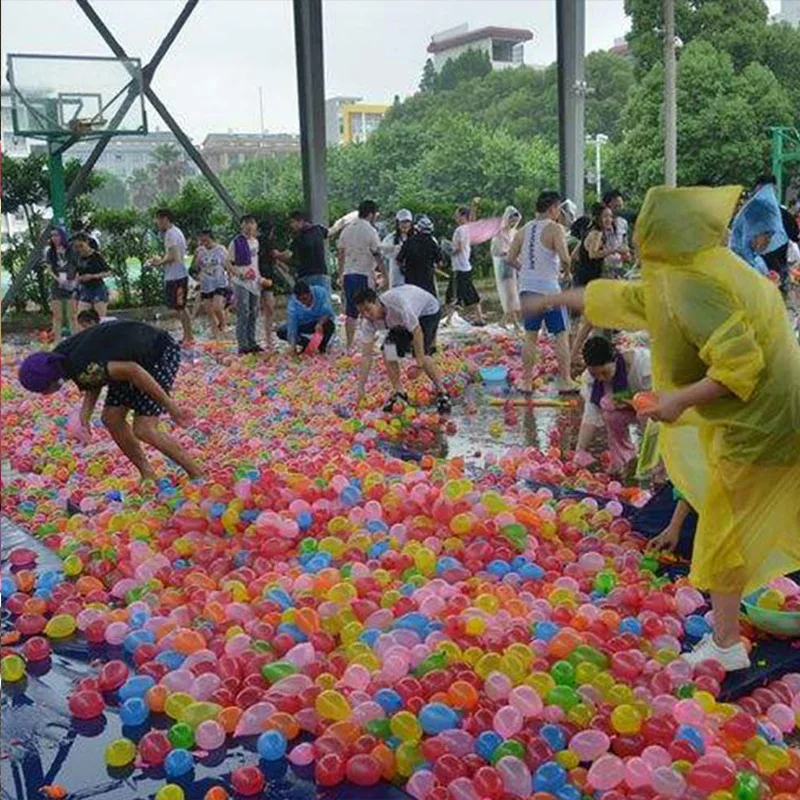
[522,185,800,672]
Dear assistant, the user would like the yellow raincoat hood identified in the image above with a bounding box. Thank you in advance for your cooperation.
[634,185,741,265]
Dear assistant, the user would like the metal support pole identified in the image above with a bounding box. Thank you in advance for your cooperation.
[664,0,677,187]
[595,138,601,197]
[77,0,241,219]
[48,146,66,226]
[293,0,328,225]
[3,0,200,317]
[771,129,784,202]
[556,0,586,213]
[142,0,200,80]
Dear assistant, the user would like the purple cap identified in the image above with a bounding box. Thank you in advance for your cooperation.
[18,352,67,393]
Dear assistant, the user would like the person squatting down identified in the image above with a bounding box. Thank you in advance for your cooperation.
[277,280,336,354]
[576,336,652,474]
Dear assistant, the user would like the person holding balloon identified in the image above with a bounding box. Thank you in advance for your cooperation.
[521,184,800,672]
[575,335,652,474]
[18,320,202,483]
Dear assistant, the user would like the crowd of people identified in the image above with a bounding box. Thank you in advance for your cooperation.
[23,172,800,673]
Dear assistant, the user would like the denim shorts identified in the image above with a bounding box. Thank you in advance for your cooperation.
[344,274,370,319]
[78,282,109,304]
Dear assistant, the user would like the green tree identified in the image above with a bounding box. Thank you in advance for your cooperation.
[2,154,101,309]
[1,154,49,237]
[624,0,770,77]
[436,49,493,91]
[149,142,188,196]
[761,22,800,128]
[419,58,438,93]
[128,167,159,210]
[156,179,229,239]
[606,39,791,200]
[585,51,635,140]
[92,170,129,209]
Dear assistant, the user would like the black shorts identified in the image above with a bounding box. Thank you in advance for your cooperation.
[200,288,227,300]
[449,271,480,307]
[383,311,440,358]
[105,341,181,416]
[165,277,189,311]
[572,264,602,288]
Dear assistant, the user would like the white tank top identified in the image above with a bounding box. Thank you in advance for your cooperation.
[518,219,561,294]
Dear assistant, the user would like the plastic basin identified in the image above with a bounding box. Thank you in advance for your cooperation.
[479,366,508,385]
[742,588,800,637]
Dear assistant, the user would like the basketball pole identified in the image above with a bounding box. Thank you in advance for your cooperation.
[48,147,66,227]
[2,0,200,317]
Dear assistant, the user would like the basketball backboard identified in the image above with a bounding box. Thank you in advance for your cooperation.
[6,53,147,139]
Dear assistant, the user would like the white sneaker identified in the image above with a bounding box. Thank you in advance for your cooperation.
[682,635,751,672]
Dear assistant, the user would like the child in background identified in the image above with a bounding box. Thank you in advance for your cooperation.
[192,230,229,340]
[72,232,111,320]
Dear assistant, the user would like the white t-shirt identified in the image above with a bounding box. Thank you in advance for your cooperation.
[518,219,561,294]
[163,225,188,282]
[362,285,440,340]
[604,216,628,267]
[382,232,406,288]
[228,237,261,295]
[195,244,228,293]
[451,225,472,272]
[339,218,381,277]
[787,239,800,267]
[580,348,652,427]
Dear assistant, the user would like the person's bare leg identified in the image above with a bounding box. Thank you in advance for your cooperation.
[384,357,403,394]
[212,296,225,339]
[570,317,593,362]
[200,299,211,333]
[94,301,108,319]
[521,329,540,393]
[475,301,485,324]
[345,317,357,351]
[133,415,203,479]
[101,406,156,480]
[261,293,275,352]
[710,591,742,648]
[179,309,193,343]
[51,300,63,343]
[553,331,574,386]
[421,356,444,393]
[69,297,79,334]
[68,298,77,335]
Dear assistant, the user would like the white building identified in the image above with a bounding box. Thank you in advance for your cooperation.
[67,130,183,180]
[774,0,800,25]
[1,89,34,159]
[427,24,534,72]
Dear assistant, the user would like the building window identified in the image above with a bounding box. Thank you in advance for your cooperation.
[492,40,515,63]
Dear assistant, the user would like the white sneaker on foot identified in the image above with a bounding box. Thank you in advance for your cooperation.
[682,635,751,672]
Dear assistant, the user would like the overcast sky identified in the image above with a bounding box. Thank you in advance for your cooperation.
[1,0,782,141]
